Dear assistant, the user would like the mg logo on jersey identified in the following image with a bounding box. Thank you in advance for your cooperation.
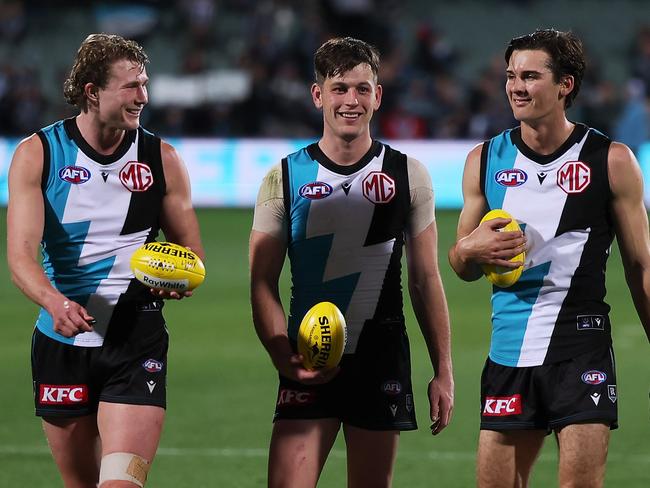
[581,370,607,385]
[299,181,333,200]
[277,389,315,406]
[483,394,522,416]
[495,169,527,187]
[363,171,395,204]
[120,161,153,192]
[39,384,88,405]
[59,165,91,184]
[557,161,591,194]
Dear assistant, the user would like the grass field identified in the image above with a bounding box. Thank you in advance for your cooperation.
[0,208,648,487]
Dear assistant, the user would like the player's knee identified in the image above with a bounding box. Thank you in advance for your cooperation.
[99,452,151,487]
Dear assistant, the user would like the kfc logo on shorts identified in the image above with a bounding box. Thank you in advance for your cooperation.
[39,384,88,405]
[142,359,164,373]
[59,165,91,184]
[581,370,607,385]
[277,389,315,406]
[557,161,591,194]
[120,161,153,192]
[483,394,522,416]
[363,172,395,204]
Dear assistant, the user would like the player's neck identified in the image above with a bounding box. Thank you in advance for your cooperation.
[520,116,575,156]
[318,133,373,166]
[75,113,126,156]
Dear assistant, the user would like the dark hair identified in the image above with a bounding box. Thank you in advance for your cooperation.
[63,33,149,111]
[314,37,380,84]
[505,29,586,108]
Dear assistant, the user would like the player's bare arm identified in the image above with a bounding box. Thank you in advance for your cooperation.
[449,143,526,281]
[249,230,337,384]
[7,135,94,337]
[608,142,650,341]
[406,222,454,434]
[156,141,205,299]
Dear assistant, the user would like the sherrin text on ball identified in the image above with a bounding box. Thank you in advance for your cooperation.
[130,242,205,292]
[297,302,347,370]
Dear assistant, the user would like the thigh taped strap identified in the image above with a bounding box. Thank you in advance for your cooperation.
[99,452,150,487]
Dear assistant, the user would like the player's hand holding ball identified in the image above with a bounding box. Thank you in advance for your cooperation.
[298,301,347,370]
[278,302,347,384]
[479,209,526,287]
[130,241,206,299]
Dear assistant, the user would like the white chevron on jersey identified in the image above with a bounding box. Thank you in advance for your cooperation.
[500,131,591,366]
[61,134,150,345]
[306,147,394,352]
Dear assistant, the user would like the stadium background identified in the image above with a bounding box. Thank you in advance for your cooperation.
[0,0,649,486]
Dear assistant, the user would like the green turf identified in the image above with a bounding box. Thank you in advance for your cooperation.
[1,208,648,487]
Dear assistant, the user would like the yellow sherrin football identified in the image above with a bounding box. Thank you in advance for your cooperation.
[480,209,525,288]
[130,241,205,292]
[297,302,347,370]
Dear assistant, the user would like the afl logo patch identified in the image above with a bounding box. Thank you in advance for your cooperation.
[299,181,333,200]
[142,359,164,373]
[381,380,402,395]
[120,161,154,192]
[495,169,527,187]
[59,165,91,184]
[581,370,607,385]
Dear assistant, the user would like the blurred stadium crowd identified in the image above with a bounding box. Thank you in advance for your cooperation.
[0,0,649,150]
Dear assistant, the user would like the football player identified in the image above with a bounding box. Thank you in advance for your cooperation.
[250,37,454,487]
[7,34,204,487]
[450,28,650,487]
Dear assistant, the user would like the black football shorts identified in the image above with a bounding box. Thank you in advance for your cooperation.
[480,344,618,432]
[31,301,169,418]
[274,319,418,431]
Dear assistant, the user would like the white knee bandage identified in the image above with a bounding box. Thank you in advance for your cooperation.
[99,452,151,487]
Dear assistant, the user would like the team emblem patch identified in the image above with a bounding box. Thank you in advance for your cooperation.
[59,165,91,184]
[120,161,153,192]
[607,384,617,403]
[299,181,333,200]
[362,171,395,204]
[495,169,527,187]
[557,161,590,194]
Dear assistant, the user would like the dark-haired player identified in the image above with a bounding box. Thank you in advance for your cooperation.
[7,34,204,487]
[250,37,453,487]
[450,29,650,487]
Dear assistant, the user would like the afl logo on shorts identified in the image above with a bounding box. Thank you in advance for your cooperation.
[299,181,333,200]
[59,165,91,184]
[142,359,164,373]
[363,171,395,204]
[495,169,527,187]
[382,380,402,395]
[120,161,154,192]
[581,370,607,385]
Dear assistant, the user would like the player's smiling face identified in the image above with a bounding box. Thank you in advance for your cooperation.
[312,63,382,143]
[506,49,570,124]
[95,59,148,130]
